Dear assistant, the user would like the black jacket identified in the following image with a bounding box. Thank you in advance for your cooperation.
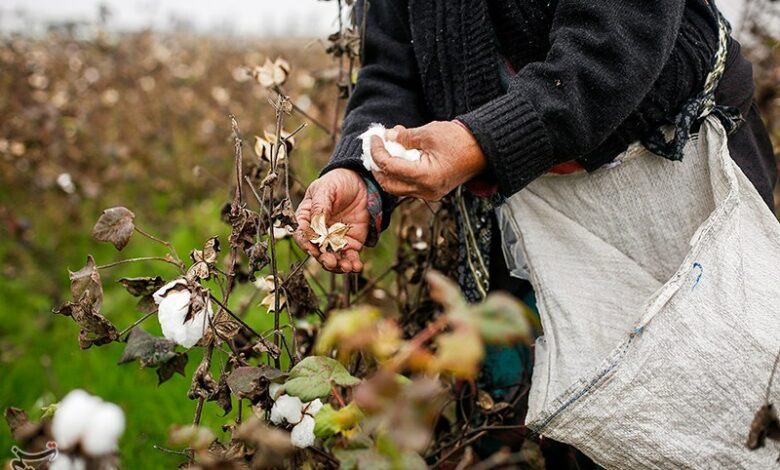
[323,0,776,214]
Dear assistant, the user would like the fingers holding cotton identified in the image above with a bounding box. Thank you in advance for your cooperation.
[359,123,421,172]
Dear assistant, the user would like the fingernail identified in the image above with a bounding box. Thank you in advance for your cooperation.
[386,129,398,141]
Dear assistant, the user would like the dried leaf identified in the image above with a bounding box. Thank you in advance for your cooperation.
[187,237,220,281]
[118,328,177,367]
[92,206,135,250]
[69,255,103,311]
[213,320,242,341]
[251,337,281,360]
[226,365,285,402]
[136,294,159,314]
[118,276,164,297]
[211,375,233,416]
[283,264,318,318]
[54,295,118,349]
[284,356,360,402]
[188,356,219,400]
[272,199,297,230]
[157,352,188,385]
[309,213,350,253]
[193,236,220,264]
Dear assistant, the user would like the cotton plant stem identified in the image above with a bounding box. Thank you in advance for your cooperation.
[133,226,184,268]
[195,116,247,429]
[272,85,331,136]
[117,310,156,339]
[264,94,288,369]
[96,256,180,270]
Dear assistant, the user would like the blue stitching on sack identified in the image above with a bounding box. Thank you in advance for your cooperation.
[692,262,703,289]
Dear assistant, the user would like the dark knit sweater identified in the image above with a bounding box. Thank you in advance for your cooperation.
[322,0,776,217]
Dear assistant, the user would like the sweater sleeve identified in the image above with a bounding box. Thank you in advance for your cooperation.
[321,0,430,229]
[457,0,689,197]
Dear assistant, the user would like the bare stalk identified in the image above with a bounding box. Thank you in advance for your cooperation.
[117,310,156,339]
[134,226,183,267]
[97,256,180,270]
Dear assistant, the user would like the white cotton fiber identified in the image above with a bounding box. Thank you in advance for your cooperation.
[359,123,421,172]
[80,402,125,456]
[51,390,102,450]
[290,415,316,448]
[270,394,303,425]
[153,279,213,348]
[51,390,125,457]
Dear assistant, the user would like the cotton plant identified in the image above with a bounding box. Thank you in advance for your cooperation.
[51,390,125,457]
[153,279,213,348]
[268,383,323,448]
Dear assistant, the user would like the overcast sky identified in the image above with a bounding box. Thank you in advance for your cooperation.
[0,0,747,38]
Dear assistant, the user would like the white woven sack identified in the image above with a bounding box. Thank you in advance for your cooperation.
[498,117,780,468]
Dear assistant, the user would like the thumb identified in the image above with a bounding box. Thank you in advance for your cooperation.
[388,125,423,150]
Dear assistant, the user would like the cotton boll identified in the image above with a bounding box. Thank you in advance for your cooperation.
[176,298,212,348]
[50,455,86,470]
[154,279,211,348]
[52,390,102,450]
[359,123,422,172]
[290,415,316,448]
[305,398,323,416]
[81,402,125,456]
[269,394,303,425]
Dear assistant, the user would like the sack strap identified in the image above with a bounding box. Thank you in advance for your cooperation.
[642,8,744,161]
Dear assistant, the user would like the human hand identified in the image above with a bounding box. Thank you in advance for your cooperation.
[370,121,487,201]
[294,168,368,273]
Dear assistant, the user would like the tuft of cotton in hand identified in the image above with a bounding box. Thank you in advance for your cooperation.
[153,279,213,348]
[359,123,422,172]
[51,390,125,457]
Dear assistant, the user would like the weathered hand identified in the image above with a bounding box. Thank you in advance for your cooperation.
[370,121,487,201]
[294,169,368,273]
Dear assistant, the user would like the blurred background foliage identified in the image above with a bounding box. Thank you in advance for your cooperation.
[0,1,777,468]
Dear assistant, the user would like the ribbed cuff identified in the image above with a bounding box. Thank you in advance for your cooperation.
[457,93,556,197]
[320,133,397,232]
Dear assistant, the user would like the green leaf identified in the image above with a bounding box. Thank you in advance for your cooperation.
[333,448,426,470]
[118,328,177,368]
[333,448,389,470]
[284,356,360,402]
[314,403,364,439]
[471,293,532,345]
